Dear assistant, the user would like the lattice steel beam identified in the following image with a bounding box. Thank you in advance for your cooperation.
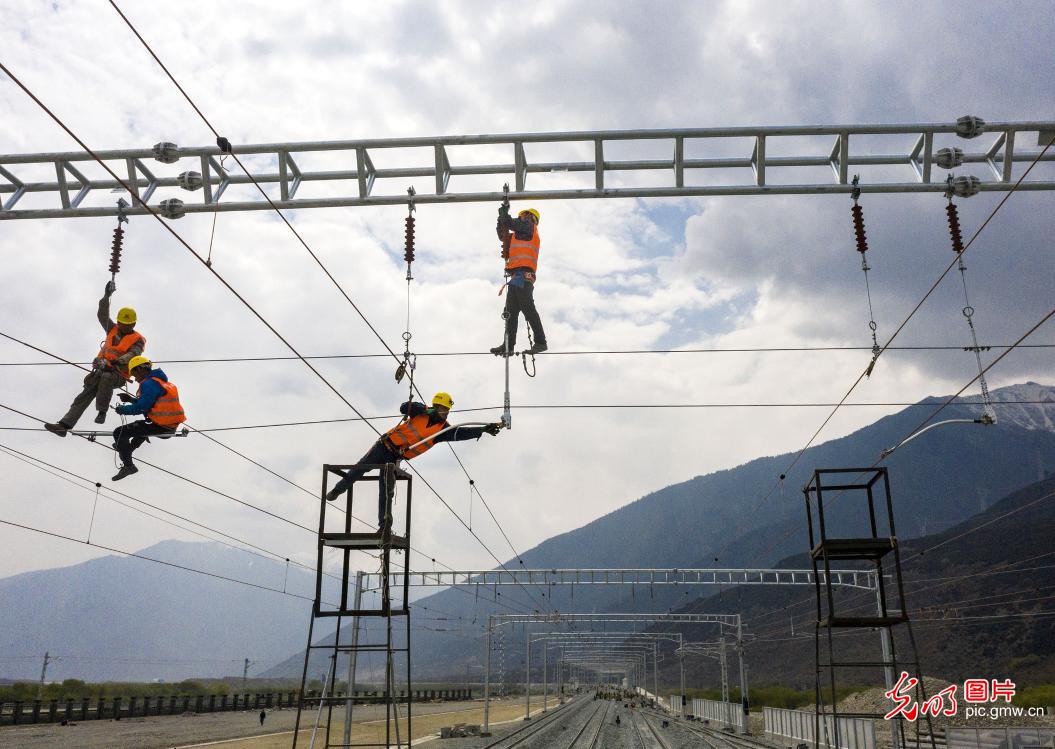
[360,567,877,591]
[492,612,740,627]
[2,119,1052,219]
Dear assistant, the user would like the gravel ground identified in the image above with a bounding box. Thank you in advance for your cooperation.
[0,698,517,749]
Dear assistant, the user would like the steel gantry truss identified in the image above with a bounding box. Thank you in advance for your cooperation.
[482,612,751,734]
[524,632,686,720]
[2,118,1054,219]
[359,567,879,592]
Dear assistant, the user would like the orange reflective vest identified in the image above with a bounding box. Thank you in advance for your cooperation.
[98,327,145,376]
[505,224,540,274]
[384,413,446,459]
[144,377,186,428]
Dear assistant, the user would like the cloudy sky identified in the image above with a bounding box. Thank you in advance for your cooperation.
[1,0,1053,591]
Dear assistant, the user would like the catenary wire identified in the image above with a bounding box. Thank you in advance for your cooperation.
[1,444,521,625]
[4,400,1047,435]
[3,342,1053,366]
[0,351,540,619]
[0,442,339,581]
[103,3,543,607]
[746,486,1055,639]
[0,61,551,616]
[708,134,1055,568]
[0,332,484,585]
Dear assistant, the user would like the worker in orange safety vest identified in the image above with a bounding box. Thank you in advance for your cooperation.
[45,281,145,435]
[325,392,503,526]
[491,206,547,356]
[110,356,187,481]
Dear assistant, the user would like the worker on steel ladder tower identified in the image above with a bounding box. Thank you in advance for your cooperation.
[45,282,145,436]
[325,393,503,526]
[491,206,548,356]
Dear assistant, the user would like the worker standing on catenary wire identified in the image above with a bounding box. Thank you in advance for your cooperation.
[325,393,503,524]
[45,282,145,436]
[491,206,548,356]
[110,356,187,481]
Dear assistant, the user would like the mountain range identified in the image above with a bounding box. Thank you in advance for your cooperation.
[2,382,1053,686]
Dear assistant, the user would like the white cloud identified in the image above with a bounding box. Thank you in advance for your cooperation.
[1,0,1053,587]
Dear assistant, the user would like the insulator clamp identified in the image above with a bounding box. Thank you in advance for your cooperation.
[177,171,203,191]
[158,198,186,220]
[947,175,981,199]
[935,147,964,170]
[152,142,180,164]
[955,115,986,139]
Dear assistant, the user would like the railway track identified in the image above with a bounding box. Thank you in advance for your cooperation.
[633,709,674,749]
[658,715,773,749]
[566,701,609,749]
[483,695,601,749]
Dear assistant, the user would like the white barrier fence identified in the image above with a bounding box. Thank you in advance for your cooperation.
[668,694,743,730]
[764,706,877,749]
[947,728,1055,749]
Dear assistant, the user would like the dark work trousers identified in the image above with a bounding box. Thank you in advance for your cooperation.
[113,420,174,466]
[60,367,125,427]
[502,277,546,350]
[331,440,400,526]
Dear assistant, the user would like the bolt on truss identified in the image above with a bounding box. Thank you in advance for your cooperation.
[2,119,1053,219]
[359,567,879,592]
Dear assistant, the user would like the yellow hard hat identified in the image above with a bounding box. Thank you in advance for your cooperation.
[519,208,540,224]
[127,355,152,372]
[432,392,454,409]
[116,307,137,325]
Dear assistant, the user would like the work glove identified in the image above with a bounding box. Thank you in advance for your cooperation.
[105,280,117,297]
[117,392,136,403]
[484,423,503,436]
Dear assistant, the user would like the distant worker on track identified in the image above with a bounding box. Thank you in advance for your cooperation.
[491,205,547,357]
[44,282,145,435]
[110,356,187,481]
[325,393,503,525]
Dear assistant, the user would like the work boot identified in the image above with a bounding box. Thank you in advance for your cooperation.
[94,411,106,424]
[490,344,513,357]
[112,464,138,481]
[44,422,70,437]
[325,486,343,502]
[525,341,548,355]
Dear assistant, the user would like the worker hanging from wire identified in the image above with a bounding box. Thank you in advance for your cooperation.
[490,190,548,357]
[45,211,145,436]
[325,393,504,527]
[849,176,882,377]
[110,356,187,481]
